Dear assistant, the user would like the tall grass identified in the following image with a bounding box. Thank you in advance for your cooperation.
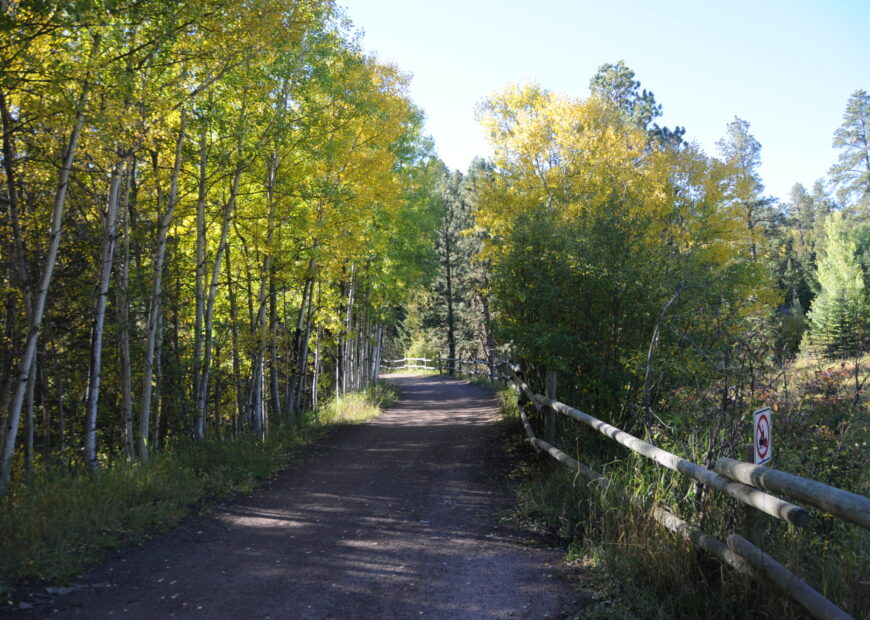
[0,381,399,595]
[315,380,399,425]
[497,386,869,618]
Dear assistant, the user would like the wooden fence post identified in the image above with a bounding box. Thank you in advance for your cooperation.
[545,370,557,447]
[743,443,761,541]
[743,442,760,608]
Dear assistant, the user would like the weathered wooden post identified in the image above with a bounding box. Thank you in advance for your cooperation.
[545,370,557,447]
[743,442,760,540]
[743,442,760,608]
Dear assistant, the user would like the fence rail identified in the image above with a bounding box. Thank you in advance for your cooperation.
[498,362,866,620]
[380,356,499,380]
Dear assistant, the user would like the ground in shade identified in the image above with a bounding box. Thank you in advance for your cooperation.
[9,374,580,619]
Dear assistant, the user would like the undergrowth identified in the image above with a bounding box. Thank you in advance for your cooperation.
[0,381,398,598]
[497,386,869,619]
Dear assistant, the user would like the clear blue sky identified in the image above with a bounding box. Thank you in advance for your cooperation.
[340,0,869,203]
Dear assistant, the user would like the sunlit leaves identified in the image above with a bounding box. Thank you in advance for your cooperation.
[474,77,775,428]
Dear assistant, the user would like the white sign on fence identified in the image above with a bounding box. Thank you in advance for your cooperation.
[753,407,772,465]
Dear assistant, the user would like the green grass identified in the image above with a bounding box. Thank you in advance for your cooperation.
[0,381,399,598]
[316,380,400,424]
[379,367,440,376]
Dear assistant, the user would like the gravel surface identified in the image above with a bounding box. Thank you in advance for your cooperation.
[9,374,579,619]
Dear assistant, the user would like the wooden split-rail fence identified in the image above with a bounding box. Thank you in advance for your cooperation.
[380,356,499,380]
[496,362,868,620]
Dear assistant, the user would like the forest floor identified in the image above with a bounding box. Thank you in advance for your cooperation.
[5,374,581,618]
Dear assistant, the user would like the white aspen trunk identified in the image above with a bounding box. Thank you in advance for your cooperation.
[269,276,281,424]
[355,326,364,391]
[363,323,371,386]
[0,93,34,444]
[193,130,207,433]
[375,325,384,379]
[260,358,268,434]
[363,323,371,387]
[342,265,355,395]
[47,329,65,458]
[39,347,50,460]
[294,280,315,415]
[248,355,264,432]
[225,243,242,435]
[248,283,270,432]
[194,164,239,439]
[0,84,90,489]
[247,151,276,430]
[365,320,373,387]
[351,325,358,392]
[116,165,134,459]
[289,273,314,421]
[0,92,33,323]
[23,357,35,473]
[312,328,320,415]
[286,280,305,419]
[0,273,17,415]
[84,163,124,471]
[282,289,293,422]
[371,324,379,382]
[359,330,365,389]
[364,321,373,386]
[138,110,186,463]
[152,309,163,452]
[344,333,352,394]
[212,352,222,439]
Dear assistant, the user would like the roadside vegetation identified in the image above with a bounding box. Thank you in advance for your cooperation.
[0,382,397,598]
[395,59,869,618]
[497,353,869,619]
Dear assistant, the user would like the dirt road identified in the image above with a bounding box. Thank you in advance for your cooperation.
[13,375,577,618]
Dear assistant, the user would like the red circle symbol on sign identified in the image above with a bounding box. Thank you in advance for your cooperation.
[756,414,770,459]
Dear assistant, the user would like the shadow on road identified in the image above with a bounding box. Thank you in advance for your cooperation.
[12,375,576,619]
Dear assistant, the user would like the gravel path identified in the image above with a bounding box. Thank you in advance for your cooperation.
[11,374,577,618]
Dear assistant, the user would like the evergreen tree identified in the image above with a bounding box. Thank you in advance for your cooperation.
[782,183,821,309]
[428,169,478,374]
[804,213,868,357]
[716,117,775,260]
[460,159,497,365]
[589,60,661,128]
[852,222,870,290]
[830,89,870,214]
[589,60,684,144]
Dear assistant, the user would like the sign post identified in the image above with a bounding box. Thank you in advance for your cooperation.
[753,407,772,465]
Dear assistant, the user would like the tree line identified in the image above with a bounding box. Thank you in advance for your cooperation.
[419,61,869,456]
[403,63,868,615]
[0,0,440,492]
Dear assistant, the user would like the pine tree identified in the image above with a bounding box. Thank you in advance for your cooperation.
[830,89,870,214]
[589,60,684,144]
[430,170,476,374]
[804,213,868,357]
[716,117,775,260]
